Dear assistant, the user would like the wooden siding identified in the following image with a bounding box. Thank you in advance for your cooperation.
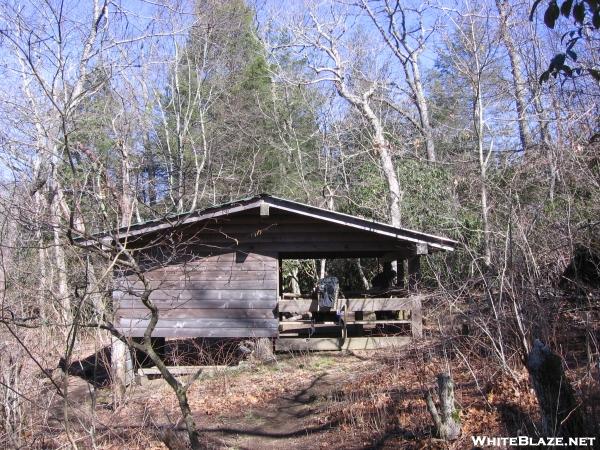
[114,251,278,338]
[127,212,416,262]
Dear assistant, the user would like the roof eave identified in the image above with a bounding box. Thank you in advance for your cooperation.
[76,194,457,252]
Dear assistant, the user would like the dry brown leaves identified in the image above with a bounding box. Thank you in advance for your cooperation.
[145,364,317,417]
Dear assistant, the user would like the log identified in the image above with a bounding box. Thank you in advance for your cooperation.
[116,299,276,310]
[425,373,461,440]
[275,336,410,351]
[526,339,584,438]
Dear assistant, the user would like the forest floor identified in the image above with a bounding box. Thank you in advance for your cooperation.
[39,334,600,450]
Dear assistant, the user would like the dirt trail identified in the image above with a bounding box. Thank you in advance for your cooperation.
[199,365,354,449]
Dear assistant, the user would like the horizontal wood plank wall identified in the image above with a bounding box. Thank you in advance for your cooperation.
[129,214,413,261]
[114,250,278,338]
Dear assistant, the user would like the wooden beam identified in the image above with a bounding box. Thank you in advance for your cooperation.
[117,280,278,291]
[119,327,277,338]
[114,288,277,302]
[138,365,231,377]
[123,270,278,282]
[278,298,318,312]
[117,308,276,319]
[278,296,422,313]
[117,299,277,309]
[118,318,278,329]
[278,255,283,298]
[259,202,270,217]
[416,242,429,255]
[275,336,411,351]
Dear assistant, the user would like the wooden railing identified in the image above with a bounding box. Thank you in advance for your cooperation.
[278,295,423,339]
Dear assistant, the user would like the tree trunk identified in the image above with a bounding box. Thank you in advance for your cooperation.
[363,106,402,227]
[474,83,492,267]
[140,335,203,449]
[117,138,135,228]
[335,82,402,228]
[377,139,402,228]
[0,344,23,448]
[290,266,301,295]
[359,0,436,162]
[111,338,134,405]
[175,389,203,450]
[52,211,71,327]
[495,0,533,153]
[425,373,461,440]
[355,258,370,291]
[410,58,437,162]
[527,339,585,438]
[319,259,326,279]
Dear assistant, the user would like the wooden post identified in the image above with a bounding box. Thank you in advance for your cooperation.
[411,295,423,338]
[395,259,405,289]
[259,202,270,217]
[111,337,133,403]
[408,256,421,292]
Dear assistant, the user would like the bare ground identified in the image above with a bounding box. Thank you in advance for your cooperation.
[38,339,600,450]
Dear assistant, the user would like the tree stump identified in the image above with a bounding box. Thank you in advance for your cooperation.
[254,338,276,363]
[526,339,584,437]
[426,373,461,440]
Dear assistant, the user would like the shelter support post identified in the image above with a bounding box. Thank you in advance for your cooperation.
[410,295,423,338]
[396,259,405,288]
[408,256,421,292]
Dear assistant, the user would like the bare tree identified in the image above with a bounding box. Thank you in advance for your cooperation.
[494,0,534,152]
[275,2,403,226]
[0,1,210,447]
[441,2,505,267]
[359,0,438,162]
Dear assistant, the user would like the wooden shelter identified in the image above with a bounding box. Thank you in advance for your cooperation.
[99,194,456,360]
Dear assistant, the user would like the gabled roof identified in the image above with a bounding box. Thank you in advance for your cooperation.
[83,194,457,252]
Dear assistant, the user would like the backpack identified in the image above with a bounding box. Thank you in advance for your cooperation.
[317,276,339,310]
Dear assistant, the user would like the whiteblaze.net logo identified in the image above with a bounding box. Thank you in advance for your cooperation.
[471,436,596,447]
